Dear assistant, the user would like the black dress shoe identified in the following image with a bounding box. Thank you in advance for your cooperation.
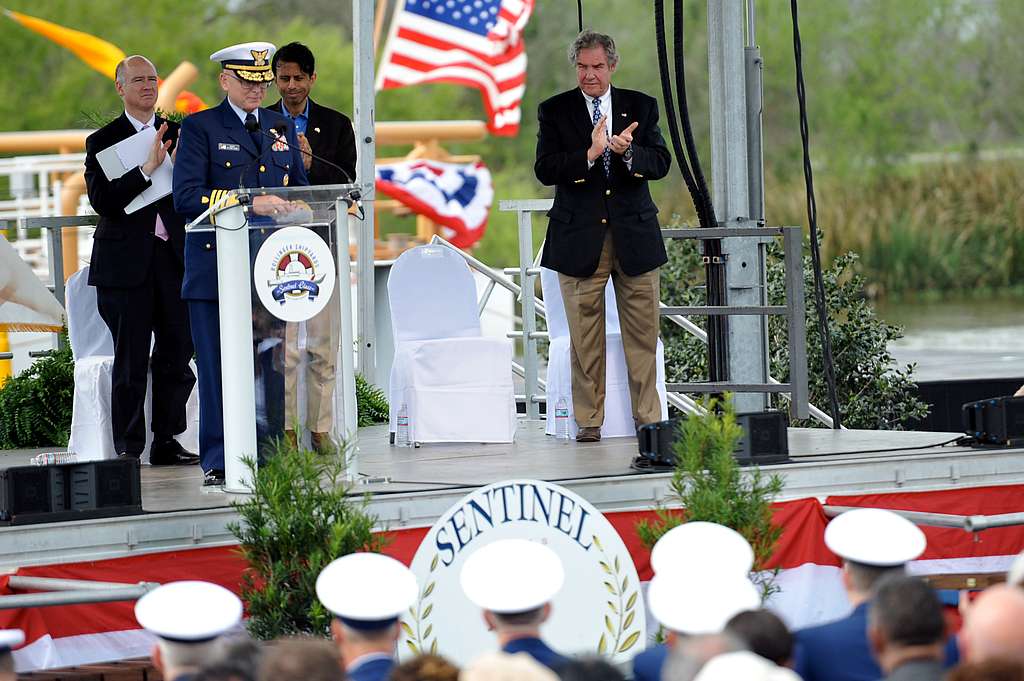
[117,451,142,460]
[150,438,200,466]
[203,469,226,486]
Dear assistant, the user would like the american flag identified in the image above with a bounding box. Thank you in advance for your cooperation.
[376,159,494,248]
[376,0,534,136]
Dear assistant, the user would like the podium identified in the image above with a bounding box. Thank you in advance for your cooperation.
[189,185,360,492]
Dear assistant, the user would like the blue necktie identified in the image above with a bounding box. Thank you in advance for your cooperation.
[592,97,610,177]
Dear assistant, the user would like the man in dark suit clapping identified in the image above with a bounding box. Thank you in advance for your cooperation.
[83,55,197,465]
[535,30,671,443]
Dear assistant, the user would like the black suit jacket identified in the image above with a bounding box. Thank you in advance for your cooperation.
[272,97,357,185]
[84,114,185,288]
[535,86,671,277]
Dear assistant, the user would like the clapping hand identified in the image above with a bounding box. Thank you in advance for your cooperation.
[609,121,638,155]
[588,114,608,163]
[142,122,172,176]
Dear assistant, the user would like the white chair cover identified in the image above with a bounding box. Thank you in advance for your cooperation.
[387,245,516,443]
[66,266,199,461]
[540,267,668,438]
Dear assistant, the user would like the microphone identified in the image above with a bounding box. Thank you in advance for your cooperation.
[252,122,361,201]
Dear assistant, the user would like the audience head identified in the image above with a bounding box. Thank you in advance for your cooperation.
[867,575,946,673]
[959,584,1024,664]
[459,652,557,681]
[390,654,460,681]
[824,509,926,604]
[725,609,794,667]
[460,540,564,643]
[556,657,625,681]
[134,581,243,681]
[0,630,24,681]
[316,552,419,667]
[947,660,1024,681]
[258,637,341,681]
[661,632,747,681]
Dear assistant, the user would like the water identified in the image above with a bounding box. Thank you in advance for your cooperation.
[878,298,1024,382]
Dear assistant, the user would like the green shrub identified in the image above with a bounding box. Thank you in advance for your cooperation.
[356,373,389,427]
[0,338,74,448]
[229,440,386,640]
[635,396,784,599]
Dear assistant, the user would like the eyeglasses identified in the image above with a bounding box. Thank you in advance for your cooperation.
[229,74,271,92]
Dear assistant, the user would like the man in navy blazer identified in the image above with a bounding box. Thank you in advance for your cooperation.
[460,539,569,672]
[535,30,671,444]
[172,41,307,486]
[794,509,959,681]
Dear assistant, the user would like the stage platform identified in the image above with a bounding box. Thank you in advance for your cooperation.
[2,421,1023,569]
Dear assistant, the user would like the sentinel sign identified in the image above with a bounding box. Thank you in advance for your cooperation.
[403,479,646,665]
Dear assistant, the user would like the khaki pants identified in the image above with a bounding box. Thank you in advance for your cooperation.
[284,285,341,433]
[558,231,662,428]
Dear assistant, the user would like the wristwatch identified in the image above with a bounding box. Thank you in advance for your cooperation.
[623,144,634,162]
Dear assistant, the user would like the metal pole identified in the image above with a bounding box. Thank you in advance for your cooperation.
[214,205,258,494]
[708,0,768,412]
[517,209,540,420]
[0,588,152,610]
[354,0,378,386]
[338,207,359,479]
[7,576,159,592]
[783,227,808,420]
[824,506,1024,533]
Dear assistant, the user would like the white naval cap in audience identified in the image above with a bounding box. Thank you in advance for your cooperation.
[650,521,755,576]
[316,552,418,630]
[0,630,24,651]
[824,508,926,566]
[134,581,243,641]
[647,571,761,635]
[693,651,801,681]
[1007,549,1024,587]
[460,539,564,614]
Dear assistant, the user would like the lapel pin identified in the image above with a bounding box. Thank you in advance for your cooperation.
[314,127,321,133]
[621,113,627,117]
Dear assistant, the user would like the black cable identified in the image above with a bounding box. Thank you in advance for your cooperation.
[576,0,583,32]
[653,0,702,218]
[666,0,728,382]
[789,436,965,460]
[789,0,842,428]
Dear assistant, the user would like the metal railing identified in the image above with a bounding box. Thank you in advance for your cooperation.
[496,199,826,425]
[0,576,159,610]
[823,505,1024,533]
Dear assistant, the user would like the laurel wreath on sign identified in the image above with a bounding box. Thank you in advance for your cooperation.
[403,552,440,655]
[594,533,642,655]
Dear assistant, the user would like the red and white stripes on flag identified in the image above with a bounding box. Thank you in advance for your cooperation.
[376,0,534,136]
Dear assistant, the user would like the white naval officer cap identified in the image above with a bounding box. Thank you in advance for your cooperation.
[315,552,418,630]
[209,42,276,83]
[647,571,760,635]
[650,521,755,577]
[134,581,243,642]
[0,629,24,652]
[824,508,926,566]
[460,539,564,614]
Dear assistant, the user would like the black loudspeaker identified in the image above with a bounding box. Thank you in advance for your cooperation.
[0,458,142,525]
[962,395,1024,445]
[634,411,790,471]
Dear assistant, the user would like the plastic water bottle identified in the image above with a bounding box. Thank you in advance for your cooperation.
[30,452,78,466]
[396,403,411,447]
[555,397,570,443]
